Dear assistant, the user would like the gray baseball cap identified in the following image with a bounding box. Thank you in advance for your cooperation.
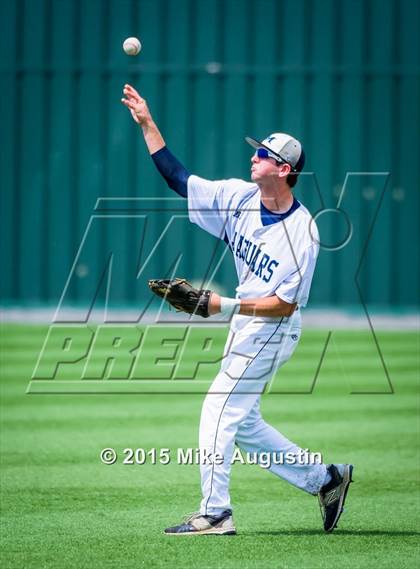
[245,132,305,172]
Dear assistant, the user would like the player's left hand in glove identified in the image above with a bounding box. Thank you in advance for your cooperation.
[148,278,212,318]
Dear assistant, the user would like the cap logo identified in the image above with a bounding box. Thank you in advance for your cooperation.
[267,136,276,143]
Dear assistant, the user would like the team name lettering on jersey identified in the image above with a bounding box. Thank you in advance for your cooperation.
[231,232,279,283]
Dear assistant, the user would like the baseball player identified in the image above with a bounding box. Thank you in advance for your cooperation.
[121,84,353,536]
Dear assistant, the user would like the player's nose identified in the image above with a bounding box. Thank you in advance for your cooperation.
[251,154,259,164]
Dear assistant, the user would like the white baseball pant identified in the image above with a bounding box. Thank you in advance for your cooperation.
[199,313,327,516]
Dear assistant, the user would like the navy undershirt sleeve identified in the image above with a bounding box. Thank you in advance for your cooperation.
[151,146,190,198]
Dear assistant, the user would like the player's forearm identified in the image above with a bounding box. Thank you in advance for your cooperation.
[239,297,296,317]
[140,120,166,154]
[209,293,296,318]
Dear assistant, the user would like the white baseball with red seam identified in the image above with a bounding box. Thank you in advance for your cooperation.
[123,37,141,56]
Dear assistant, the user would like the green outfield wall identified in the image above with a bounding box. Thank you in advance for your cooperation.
[1,0,419,309]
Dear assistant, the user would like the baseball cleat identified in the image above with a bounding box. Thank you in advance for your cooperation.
[164,510,236,535]
[318,464,354,532]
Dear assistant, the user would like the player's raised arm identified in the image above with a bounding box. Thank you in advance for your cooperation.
[121,84,165,153]
[121,84,190,198]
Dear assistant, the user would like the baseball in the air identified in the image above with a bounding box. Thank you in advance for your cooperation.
[123,37,141,56]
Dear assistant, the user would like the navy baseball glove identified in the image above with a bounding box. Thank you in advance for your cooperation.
[148,278,212,318]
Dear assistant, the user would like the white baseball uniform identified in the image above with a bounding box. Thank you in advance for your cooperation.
[187,174,327,516]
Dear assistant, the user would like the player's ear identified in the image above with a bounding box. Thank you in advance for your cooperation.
[278,163,291,179]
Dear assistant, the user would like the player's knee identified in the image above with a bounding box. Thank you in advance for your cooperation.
[237,416,265,435]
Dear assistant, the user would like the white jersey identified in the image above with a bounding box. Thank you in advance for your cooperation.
[187,175,319,308]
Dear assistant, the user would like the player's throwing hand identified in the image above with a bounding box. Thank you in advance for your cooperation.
[121,84,152,125]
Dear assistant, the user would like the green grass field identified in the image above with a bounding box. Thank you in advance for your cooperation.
[1,324,419,568]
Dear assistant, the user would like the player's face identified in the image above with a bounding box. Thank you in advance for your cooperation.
[250,151,281,182]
